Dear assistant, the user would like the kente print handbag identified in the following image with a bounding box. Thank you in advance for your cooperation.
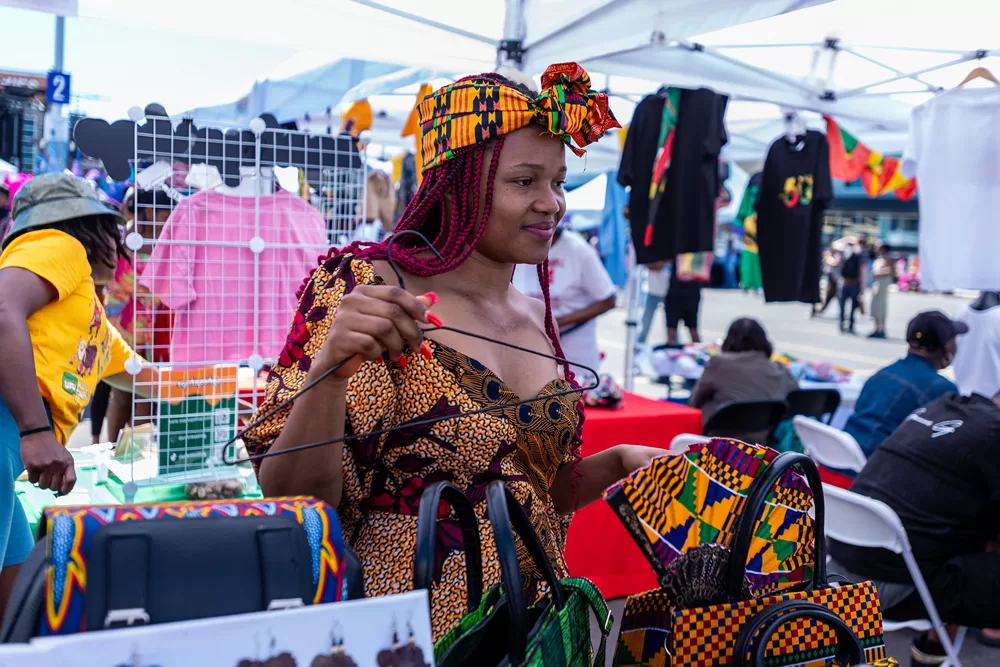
[608,442,897,666]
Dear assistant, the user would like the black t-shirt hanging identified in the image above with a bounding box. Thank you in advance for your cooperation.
[618,90,728,265]
[757,130,833,303]
[617,94,665,264]
[661,88,728,258]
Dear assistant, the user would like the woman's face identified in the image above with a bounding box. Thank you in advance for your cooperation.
[473,127,567,266]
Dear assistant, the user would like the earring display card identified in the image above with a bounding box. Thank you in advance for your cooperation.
[28,591,434,667]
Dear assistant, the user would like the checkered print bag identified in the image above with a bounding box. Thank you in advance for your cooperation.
[612,452,893,667]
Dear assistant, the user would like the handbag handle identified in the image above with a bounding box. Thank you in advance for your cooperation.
[726,452,827,600]
[732,600,864,667]
[485,480,567,664]
[413,482,484,613]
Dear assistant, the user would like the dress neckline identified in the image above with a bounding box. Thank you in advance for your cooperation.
[429,337,572,404]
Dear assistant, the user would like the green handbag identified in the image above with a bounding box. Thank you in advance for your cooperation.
[415,480,613,667]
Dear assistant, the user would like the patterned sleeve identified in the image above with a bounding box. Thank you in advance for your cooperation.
[242,253,396,532]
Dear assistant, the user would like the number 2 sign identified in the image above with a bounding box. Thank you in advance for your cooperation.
[46,70,71,105]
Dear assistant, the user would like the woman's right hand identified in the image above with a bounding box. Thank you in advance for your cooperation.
[315,286,438,379]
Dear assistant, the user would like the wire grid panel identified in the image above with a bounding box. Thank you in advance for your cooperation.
[124,114,367,484]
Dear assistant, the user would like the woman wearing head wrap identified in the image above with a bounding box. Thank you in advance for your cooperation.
[243,64,667,635]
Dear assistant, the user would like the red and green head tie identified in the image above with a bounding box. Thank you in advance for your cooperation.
[416,62,620,173]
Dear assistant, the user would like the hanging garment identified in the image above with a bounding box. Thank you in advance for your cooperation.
[618,90,728,264]
[902,87,1000,291]
[139,189,327,364]
[757,131,833,303]
[597,171,629,288]
[736,172,763,291]
[617,95,665,264]
[645,88,682,248]
[662,88,729,258]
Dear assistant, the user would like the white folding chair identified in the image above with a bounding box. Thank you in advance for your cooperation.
[668,433,710,454]
[822,484,966,667]
[793,415,868,474]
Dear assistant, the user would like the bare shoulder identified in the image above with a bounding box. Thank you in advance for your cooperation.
[369,259,401,287]
[512,285,548,326]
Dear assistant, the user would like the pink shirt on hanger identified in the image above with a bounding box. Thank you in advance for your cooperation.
[140,189,327,365]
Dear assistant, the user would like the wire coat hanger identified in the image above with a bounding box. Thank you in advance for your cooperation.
[221,230,599,466]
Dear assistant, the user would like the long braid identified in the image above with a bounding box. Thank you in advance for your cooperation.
[538,260,585,468]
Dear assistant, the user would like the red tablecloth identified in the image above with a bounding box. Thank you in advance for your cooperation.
[565,392,702,599]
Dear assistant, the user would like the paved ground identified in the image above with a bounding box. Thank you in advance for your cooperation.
[598,287,970,398]
[595,287,999,666]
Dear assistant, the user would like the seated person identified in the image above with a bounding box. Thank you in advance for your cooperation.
[690,318,798,444]
[843,310,964,457]
[829,391,1000,665]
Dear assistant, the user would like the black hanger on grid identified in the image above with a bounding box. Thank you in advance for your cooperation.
[221,229,599,466]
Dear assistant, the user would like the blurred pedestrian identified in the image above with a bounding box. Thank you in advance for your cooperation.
[868,242,894,339]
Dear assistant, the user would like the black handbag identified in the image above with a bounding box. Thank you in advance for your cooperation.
[419,480,610,667]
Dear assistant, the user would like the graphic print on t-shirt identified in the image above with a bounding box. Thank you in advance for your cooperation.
[779,175,814,208]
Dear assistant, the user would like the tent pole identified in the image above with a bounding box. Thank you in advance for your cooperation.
[348,0,496,45]
[686,43,822,97]
[838,53,978,98]
[623,254,640,393]
[499,0,527,69]
[840,47,942,92]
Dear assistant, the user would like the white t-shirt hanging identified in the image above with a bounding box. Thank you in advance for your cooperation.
[902,86,1000,291]
[952,303,1000,399]
[513,230,617,385]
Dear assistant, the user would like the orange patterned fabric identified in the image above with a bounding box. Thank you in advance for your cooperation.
[416,62,619,172]
[243,253,581,637]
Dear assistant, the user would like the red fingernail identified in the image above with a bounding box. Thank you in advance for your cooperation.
[397,355,408,367]
[422,291,439,306]
[427,313,444,328]
[420,342,433,359]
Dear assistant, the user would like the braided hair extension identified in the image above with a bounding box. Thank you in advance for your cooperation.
[310,72,586,465]
[39,215,126,270]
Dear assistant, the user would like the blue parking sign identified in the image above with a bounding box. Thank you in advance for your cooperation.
[46,71,71,105]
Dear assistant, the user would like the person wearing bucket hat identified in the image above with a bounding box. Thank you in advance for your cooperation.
[0,173,157,601]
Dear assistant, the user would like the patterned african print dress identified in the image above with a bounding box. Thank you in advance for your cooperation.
[243,253,580,637]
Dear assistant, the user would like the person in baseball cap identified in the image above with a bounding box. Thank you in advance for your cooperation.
[0,173,151,595]
[843,310,966,461]
[906,310,969,362]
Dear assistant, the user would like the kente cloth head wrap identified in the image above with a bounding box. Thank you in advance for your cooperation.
[416,62,620,173]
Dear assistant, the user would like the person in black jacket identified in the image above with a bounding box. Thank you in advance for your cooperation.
[829,391,1000,664]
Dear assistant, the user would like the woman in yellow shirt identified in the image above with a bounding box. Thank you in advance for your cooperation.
[0,174,154,609]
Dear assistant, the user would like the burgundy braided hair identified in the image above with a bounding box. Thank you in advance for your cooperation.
[306,72,586,468]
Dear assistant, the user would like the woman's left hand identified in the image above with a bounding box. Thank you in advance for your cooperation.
[616,444,673,478]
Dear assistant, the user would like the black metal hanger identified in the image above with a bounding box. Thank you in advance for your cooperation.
[221,230,600,466]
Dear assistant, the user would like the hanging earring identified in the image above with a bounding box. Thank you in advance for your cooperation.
[311,621,358,667]
[376,616,402,667]
[392,616,429,667]
[264,633,296,667]
[237,634,265,667]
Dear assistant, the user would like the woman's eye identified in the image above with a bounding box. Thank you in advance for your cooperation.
[514,178,532,187]
[554,180,566,189]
